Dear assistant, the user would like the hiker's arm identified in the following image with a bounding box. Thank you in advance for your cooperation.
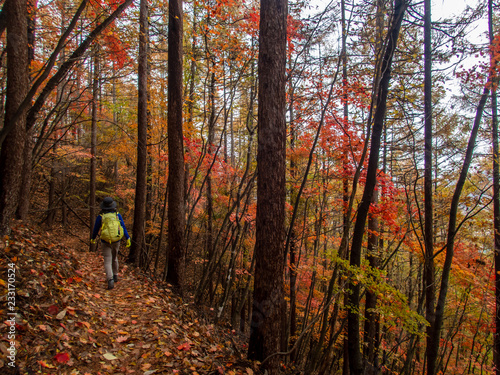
[118,213,130,239]
[91,215,102,240]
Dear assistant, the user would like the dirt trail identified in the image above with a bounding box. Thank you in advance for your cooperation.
[0,224,252,375]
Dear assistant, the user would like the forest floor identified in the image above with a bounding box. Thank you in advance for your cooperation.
[0,222,256,375]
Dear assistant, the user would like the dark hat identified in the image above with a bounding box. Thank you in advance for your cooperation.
[100,197,117,210]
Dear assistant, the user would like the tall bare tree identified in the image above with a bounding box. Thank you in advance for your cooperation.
[89,45,99,251]
[247,0,287,373]
[427,58,492,375]
[0,0,28,235]
[423,0,436,370]
[128,0,149,264]
[166,0,186,291]
[491,0,500,370]
[16,0,37,220]
[347,0,408,373]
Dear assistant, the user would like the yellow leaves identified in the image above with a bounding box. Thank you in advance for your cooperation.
[38,360,56,368]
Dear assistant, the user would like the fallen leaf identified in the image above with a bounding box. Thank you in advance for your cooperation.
[48,305,59,315]
[66,307,76,315]
[103,352,118,361]
[53,352,70,363]
[77,321,90,328]
[56,309,67,320]
[38,360,56,368]
[177,342,191,351]
[60,333,70,341]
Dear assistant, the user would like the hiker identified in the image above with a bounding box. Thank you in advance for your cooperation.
[90,197,131,290]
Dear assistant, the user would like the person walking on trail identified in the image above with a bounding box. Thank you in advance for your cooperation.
[90,197,131,290]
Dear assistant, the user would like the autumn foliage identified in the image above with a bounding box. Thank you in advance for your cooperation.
[0,0,499,374]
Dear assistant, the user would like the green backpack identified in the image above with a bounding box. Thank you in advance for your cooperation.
[100,212,124,244]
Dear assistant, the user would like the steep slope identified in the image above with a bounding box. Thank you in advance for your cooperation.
[0,223,254,375]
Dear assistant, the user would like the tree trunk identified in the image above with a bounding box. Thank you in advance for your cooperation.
[16,0,37,220]
[247,0,287,373]
[89,45,99,251]
[427,84,491,375]
[0,0,28,235]
[347,1,407,373]
[128,0,149,264]
[288,81,298,349]
[206,68,216,295]
[363,190,380,373]
[166,0,186,291]
[341,1,350,371]
[423,0,436,370]
[46,167,57,227]
[489,0,500,372]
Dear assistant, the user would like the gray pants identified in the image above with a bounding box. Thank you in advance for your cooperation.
[101,241,120,281]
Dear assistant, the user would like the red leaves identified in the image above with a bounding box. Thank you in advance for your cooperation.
[177,341,192,351]
[47,304,59,315]
[53,352,70,363]
[3,223,252,374]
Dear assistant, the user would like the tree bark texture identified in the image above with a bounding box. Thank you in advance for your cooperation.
[0,0,28,234]
[166,0,186,291]
[128,0,149,264]
[247,0,287,373]
[16,0,37,220]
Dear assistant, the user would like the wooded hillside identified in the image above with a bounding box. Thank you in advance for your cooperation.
[0,0,499,374]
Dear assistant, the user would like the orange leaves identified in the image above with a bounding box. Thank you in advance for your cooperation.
[177,341,192,351]
[38,360,56,368]
[101,28,131,69]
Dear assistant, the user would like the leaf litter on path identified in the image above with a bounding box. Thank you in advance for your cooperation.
[0,223,256,374]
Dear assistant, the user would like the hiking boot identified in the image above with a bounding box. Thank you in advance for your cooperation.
[107,279,114,290]
[113,275,119,283]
